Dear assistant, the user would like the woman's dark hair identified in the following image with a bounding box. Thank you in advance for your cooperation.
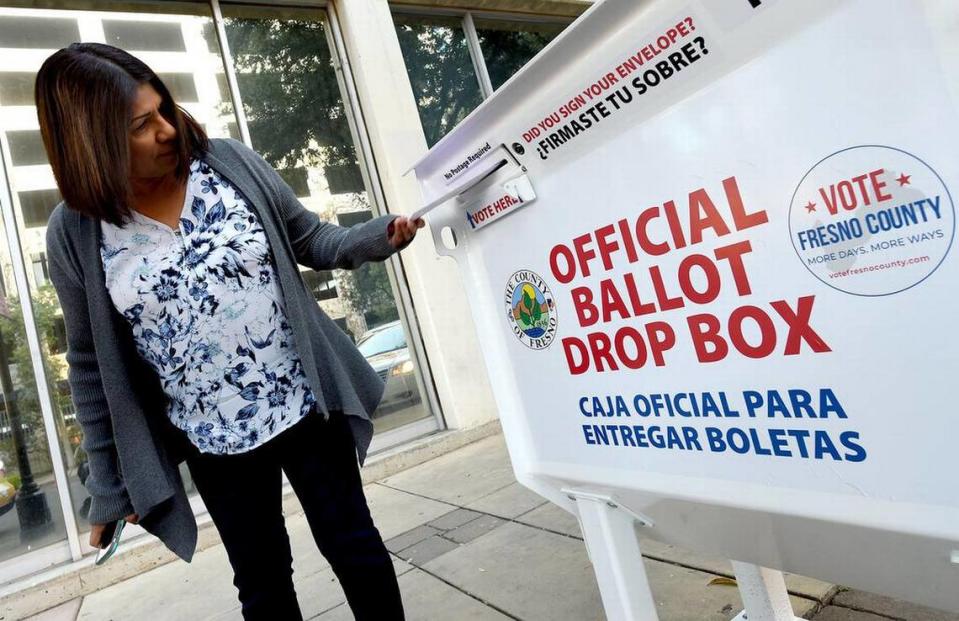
[34,42,208,226]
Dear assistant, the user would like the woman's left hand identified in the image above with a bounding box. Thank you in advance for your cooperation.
[388,216,425,249]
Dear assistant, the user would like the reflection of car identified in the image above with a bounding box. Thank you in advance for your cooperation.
[0,458,16,517]
[357,321,419,414]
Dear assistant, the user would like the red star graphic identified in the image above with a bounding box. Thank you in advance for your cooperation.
[805,201,816,213]
[896,173,911,186]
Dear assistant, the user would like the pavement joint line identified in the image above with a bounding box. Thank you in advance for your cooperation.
[826,601,905,621]
[377,482,583,542]
[378,482,840,612]
[389,552,524,621]
[305,600,347,621]
[464,480,524,504]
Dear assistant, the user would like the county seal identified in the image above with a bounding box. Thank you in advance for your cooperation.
[505,270,557,350]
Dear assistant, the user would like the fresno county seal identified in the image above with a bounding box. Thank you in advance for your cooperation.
[505,270,557,350]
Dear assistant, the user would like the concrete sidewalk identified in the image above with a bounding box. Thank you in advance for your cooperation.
[22,433,959,621]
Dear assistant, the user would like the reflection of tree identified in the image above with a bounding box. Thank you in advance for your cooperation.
[0,286,68,472]
[394,18,483,147]
[338,262,399,330]
[477,28,558,91]
[224,17,398,330]
[225,17,356,171]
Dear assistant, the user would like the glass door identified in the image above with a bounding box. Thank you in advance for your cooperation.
[217,3,442,444]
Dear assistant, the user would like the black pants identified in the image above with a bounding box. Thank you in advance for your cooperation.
[185,409,405,620]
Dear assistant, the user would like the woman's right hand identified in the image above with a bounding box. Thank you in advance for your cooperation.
[90,513,139,548]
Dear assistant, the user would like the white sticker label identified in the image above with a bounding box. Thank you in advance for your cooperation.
[464,176,536,230]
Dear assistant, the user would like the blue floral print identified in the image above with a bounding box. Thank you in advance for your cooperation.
[99,158,317,454]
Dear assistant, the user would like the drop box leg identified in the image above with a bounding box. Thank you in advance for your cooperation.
[569,491,659,621]
[731,561,802,621]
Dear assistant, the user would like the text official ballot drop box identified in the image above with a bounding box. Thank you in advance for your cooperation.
[410,0,959,619]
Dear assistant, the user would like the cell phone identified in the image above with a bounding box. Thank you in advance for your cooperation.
[94,519,126,566]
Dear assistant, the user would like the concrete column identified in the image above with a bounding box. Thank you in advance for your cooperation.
[332,0,498,430]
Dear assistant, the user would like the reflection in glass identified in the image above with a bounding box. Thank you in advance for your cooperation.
[223,6,430,434]
[393,14,484,147]
[0,217,66,561]
[475,19,567,91]
[0,3,233,545]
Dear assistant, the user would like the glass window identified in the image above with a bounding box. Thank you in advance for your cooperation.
[357,322,407,358]
[0,16,79,49]
[0,73,36,107]
[301,270,337,302]
[29,252,49,287]
[157,73,198,103]
[393,13,483,147]
[222,5,430,434]
[0,2,234,554]
[102,20,186,52]
[0,217,68,562]
[474,18,568,90]
[19,189,61,228]
[8,130,47,167]
[277,167,309,198]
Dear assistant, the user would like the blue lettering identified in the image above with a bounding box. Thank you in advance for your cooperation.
[743,390,762,417]
[705,427,725,452]
[841,431,867,462]
[813,430,841,460]
[820,388,847,419]
[768,429,792,457]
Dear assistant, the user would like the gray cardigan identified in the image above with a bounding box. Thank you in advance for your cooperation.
[46,138,401,561]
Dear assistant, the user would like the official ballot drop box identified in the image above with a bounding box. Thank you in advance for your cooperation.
[409,0,959,619]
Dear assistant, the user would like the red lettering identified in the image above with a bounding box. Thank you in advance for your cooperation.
[870,168,892,202]
[562,337,589,375]
[571,286,598,327]
[622,272,656,316]
[851,174,872,206]
[728,306,777,358]
[687,313,728,362]
[713,240,754,296]
[645,321,675,366]
[662,200,687,249]
[649,265,684,311]
[819,184,839,215]
[550,244,576,283]
[588,332,618,372]
[599,279,630,323]
[770,296,832,354]
[596,224,620,271]
[677,254,721,304]
[573,233,597,278]
[617,218,638,263]
[723,176,767,230]
[687,188,731,244]
[636,207,669,256]
[614,327,647,369]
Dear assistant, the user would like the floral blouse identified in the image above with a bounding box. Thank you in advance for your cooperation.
[99,158,317,454]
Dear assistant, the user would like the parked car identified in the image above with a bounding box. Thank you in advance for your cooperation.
[356,321,419,415]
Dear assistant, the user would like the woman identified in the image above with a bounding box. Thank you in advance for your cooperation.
[36,42,422,620]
